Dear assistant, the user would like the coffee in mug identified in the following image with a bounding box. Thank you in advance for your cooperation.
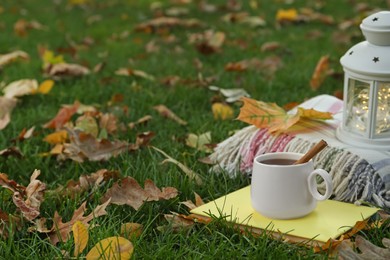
[251,152,333,219]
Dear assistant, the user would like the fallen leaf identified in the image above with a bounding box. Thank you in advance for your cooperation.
[12,169,46,222]
[2,79,38,98]
[185,132,212,153]
[99,113,118,135]
[152,146,203,185]
[297,107,333,120]
[337,235,390,259]
[72,221,89,257]
[115,68,155,81]
[134,16,202,33]
[41,49,64,67]
[75,114,99,137]
[36,79,54,94]
[120,223,143,239]
[40,199,110,245]
[310,55,330,90]
[44,62,90,80]
[181,192,204,210]
[0,147,23,159]
[237,97,298,131]
[193,30,225,55]
[14,19,44,36]
[101,177,178,210]
[13,126,35,142]
[153,104,187,125]
[0,97,20,129]
[0,50,29,67]
[212,102,234,120]
[128,115,152,129]
[261,41,282,52]
[276,8,298,23]
[86,236,133,260]
[43,101,80,130]
[158,213,195,232]
[209,86,250,103]
[43,130,68,144]
[58,128,133,162]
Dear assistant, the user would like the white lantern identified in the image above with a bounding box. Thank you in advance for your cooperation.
[337,11,390,149]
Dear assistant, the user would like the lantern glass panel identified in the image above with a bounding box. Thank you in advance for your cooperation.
[376,82,390,134]
[346,78,370,134]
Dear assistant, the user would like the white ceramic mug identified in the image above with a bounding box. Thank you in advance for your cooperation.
[251,152,333,219]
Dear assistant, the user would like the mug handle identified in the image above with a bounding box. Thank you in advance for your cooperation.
[307,169,333,201]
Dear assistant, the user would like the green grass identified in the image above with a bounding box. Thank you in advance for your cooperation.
[1,0,389,259]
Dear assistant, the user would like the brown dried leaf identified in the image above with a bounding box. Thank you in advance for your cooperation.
[44,63,90,80]
[134,16,202,32]
[0,97,17,130]
[0,50,29,67]
[115,68,155,81]
[337,235,390,259]
[310,55,330,90]
[0,173,25,194]
[128,115,152,129]
[153,104,187,125]
[14,19,44,36]
[58,128,132,162]
[101,177,178,210]
[99,113,118,135]
[0,146,23,159]
[194,30,225,55]
[41,199,110,245]
[12,170,46,222]
[43,101,79,130]
[2,79,38,98]
[181,192,205,210]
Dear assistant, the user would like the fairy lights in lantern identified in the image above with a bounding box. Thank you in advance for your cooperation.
[337,11,390,149]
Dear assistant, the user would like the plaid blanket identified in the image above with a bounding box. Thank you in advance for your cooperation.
[209,95,390,208]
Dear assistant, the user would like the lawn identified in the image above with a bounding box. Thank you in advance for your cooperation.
[0,0,389,259]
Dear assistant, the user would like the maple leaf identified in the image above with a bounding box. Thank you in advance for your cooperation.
[38,199,110,245]
[58,128,133,162]
[52,169,120,198]
[237,97,332,133]
[43,101,80,130]
[101,177,178,210]
[0,50,29,67]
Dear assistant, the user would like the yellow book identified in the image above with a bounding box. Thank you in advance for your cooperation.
[190,186,379,245]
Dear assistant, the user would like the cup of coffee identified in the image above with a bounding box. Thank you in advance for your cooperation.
[251,152,333,219]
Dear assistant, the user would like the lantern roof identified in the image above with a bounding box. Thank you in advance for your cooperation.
[340,11,390,78]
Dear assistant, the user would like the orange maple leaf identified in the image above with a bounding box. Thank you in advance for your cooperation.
[237,97,333,133]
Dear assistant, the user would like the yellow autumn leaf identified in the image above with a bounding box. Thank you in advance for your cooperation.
[42,50,64,67]
[43,130,68,144]
[212,102,234,120]
[185,132,213,153]
[276,8,298,22]
[72,221,89,257]
[86,236,134,260]
[237,97,299,132]
[297,107,333,120]
[37,79,54,94]
[237,97,332,133]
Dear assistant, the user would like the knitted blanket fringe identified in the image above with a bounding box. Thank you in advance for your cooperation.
[209,125,388,208]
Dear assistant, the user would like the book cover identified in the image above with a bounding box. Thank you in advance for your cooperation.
[190,186,379,244]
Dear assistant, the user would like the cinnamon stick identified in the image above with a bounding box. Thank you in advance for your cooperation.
[293,139,327,165]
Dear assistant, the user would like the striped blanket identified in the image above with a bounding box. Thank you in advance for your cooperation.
[209,95,390,208]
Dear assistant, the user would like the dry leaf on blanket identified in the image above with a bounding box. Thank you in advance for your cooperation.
[101,177,178,210]
[237,97,332,133]
[152,146,203,185]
